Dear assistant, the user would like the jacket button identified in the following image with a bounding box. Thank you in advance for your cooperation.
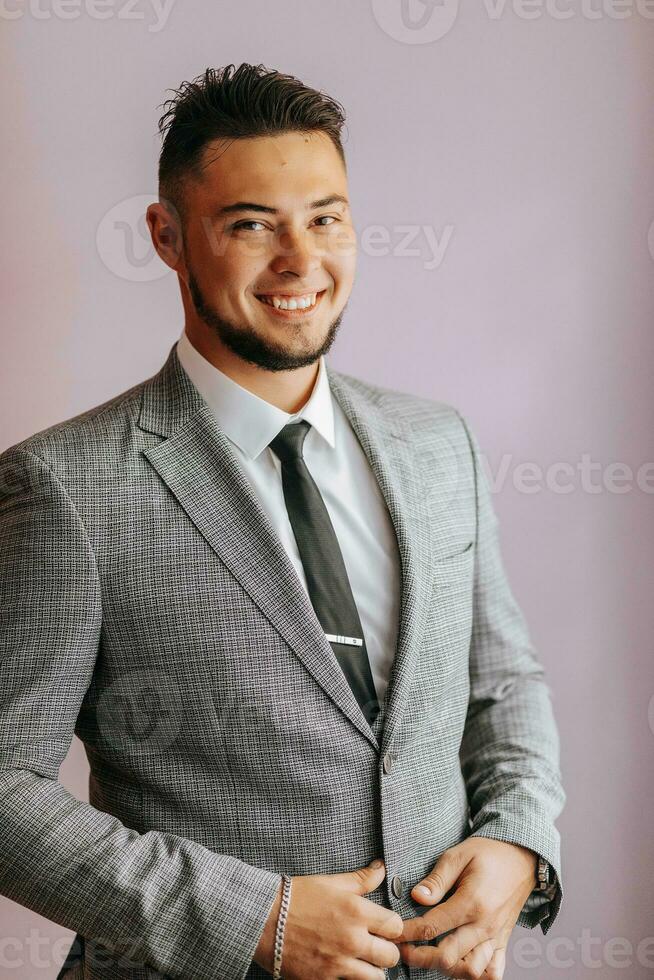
[382,752,394,774]
[391,875,405,898]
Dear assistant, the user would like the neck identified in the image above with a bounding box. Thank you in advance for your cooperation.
[184,323,320,415]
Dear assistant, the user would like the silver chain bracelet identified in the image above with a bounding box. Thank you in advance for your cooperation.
[273,874,292,980]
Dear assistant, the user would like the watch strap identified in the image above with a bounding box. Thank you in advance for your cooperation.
[536,855,552,891]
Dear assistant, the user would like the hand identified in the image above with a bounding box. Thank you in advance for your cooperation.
[396,837,538,979]
[253,858,403,979]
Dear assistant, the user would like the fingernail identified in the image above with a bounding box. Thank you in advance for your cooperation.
[414,884,431,896]
[371,858,384,869]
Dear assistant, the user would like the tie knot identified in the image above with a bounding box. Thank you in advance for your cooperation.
[269,419,311,464]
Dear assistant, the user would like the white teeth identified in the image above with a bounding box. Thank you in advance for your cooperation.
[260,292,318,310]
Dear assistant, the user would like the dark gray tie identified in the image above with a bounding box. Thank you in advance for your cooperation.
[269,420,380,726]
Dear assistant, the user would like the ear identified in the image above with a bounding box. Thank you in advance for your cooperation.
[146,199,184,272]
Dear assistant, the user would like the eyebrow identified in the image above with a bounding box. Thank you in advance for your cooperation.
[216,194,349,216]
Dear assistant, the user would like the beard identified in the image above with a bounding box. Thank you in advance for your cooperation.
[187,270,346,372]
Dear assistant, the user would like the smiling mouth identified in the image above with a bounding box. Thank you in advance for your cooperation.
[255,289,327,314]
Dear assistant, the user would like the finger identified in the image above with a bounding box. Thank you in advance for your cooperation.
[399,938,495,980]
[398,889,476,943]
[337,959,386,979]
[482,946,506,980]
[334,859,387,895]
[361,932,403,971]
[398,940,443,972]
[411,847,467,906]
[427,921,492,971]
[361,901,404,940]
[458,939,496,979]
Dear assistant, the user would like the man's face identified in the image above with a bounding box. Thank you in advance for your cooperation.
[171,130,357,372]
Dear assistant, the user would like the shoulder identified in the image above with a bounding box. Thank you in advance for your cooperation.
[328,366,474,444]
[1,375,149,478]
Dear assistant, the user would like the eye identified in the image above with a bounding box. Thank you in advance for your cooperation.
[232,220,268,232]
[314,215,338,227]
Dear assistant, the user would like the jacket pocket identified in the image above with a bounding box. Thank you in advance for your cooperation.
[432,538,474,564]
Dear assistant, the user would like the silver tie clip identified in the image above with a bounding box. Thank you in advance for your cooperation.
[325,633,363,647]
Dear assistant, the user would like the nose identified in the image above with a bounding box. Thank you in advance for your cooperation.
[270,226,321,279]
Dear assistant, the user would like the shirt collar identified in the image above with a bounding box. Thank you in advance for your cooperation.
[175,328,336,460]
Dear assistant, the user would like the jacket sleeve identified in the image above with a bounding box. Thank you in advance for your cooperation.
[454,413,566,935]
[0,445,281,980]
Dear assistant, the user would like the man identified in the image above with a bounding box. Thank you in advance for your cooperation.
[0,64,564,980]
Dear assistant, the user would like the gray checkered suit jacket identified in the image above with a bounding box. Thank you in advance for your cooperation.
[0,342,564,980]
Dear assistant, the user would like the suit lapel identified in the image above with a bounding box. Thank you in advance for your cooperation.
[139,343,432,755]
[139,344,379,749]
[325,368,433,757]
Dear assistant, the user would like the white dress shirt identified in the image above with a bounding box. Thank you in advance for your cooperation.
[176,328,402,709]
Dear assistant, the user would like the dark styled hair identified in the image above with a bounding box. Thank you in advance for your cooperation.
[156,63,348,221]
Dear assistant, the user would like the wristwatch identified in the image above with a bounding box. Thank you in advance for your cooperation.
[535,855,552,892]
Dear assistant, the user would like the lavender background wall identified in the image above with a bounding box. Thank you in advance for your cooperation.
[2,2,654,977]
